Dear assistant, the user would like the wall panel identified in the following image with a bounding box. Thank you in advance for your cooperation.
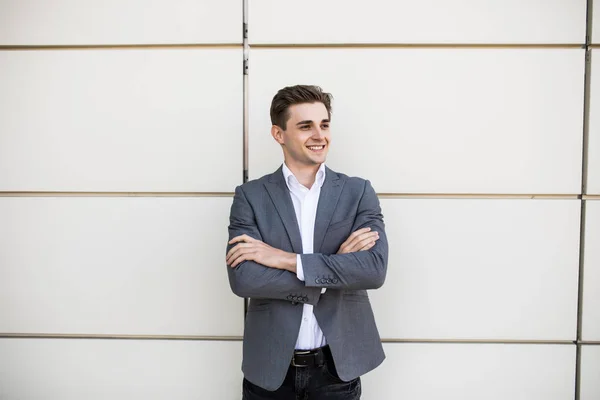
[0,0,241,45]
[580,345,600,400]
[369,199,580,340]
[361,343,575,400]
[0,197,242,336]
[582,201,600,340]
[249,48,583,194]
[0,339,242,400]
[250,0,585,44]
[587,50,600,194]
[592,6,600,45]
[0,49,242,192]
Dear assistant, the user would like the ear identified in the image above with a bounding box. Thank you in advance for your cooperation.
[271,125,285,145]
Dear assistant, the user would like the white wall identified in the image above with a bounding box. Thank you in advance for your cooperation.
[0,0,597,399]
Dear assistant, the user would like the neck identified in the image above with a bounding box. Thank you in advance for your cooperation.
[285,160,321,189]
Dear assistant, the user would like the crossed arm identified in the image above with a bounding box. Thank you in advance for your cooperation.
[226,228,378,271]
[225,182,386,304]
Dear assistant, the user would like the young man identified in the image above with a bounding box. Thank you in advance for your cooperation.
[226,85,388,399]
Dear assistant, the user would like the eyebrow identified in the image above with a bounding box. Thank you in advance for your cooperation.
[296,119,330,126]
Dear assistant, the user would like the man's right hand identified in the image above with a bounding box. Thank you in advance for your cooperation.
[337,227,379,254]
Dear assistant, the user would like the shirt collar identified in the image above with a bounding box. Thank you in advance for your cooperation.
[282,163,326,190]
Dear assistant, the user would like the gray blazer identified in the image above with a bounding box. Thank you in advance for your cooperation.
[227,166,388,391]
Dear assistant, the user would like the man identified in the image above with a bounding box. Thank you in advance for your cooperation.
[226,85,388,399]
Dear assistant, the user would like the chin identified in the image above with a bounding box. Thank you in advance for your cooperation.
[306,152,328,163]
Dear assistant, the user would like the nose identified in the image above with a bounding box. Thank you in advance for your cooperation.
[312,127,325,139]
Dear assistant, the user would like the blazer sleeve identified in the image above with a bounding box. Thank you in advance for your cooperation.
[226,185,322,305]
[299,180,389,290]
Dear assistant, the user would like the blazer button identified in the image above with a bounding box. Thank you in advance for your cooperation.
[303,296,308,302]
[332,278,339,284]
[315,278,321,284]
[327,279,332,284]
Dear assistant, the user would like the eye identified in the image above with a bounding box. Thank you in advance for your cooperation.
[300,125,311,130]
[321,124,330,129]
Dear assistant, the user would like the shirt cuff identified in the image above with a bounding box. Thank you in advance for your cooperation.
[296,254,305,281]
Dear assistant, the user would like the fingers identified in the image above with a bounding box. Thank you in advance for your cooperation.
[337,227,370,254]
[353,234,378,251]
[337,228,380,254]
[226,235,260,266]
[225,243,253,265]
[228,234,256,245]
[230,251,257,268]
[359,241,376,251]
[226,235,273,267]
[345,228,373,248]
[348,227,371,239]
[227,244,257,267]
[344,230,379,253]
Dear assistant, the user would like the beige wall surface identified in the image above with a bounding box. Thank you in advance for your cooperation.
[250,0,586,44]
[0,49,243,192]
[586,49,600,194]
[0,197,242,336]
[0,0,242,45]
[0,339,243,399]
[372,199,580,341]
[582,201,600,341]
[581,345,600,400]
[0,0,596,399]
[361,343,576,400]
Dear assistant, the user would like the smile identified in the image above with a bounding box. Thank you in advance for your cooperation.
[307,145,325,151]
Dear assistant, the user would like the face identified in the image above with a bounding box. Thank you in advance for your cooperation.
[271,102,331,169]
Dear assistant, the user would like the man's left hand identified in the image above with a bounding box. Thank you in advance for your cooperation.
[227,234,297,272]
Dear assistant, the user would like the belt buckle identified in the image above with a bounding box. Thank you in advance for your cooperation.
[292,350,311,368]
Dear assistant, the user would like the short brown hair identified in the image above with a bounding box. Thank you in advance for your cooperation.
[270,85,333,130]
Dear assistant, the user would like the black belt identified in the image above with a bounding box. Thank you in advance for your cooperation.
[291,345,331,368]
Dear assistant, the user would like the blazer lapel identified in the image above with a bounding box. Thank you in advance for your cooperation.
[264,167,303,254]
[313,167,345,253]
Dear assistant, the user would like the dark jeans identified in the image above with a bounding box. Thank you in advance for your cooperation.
[242,349,361,400]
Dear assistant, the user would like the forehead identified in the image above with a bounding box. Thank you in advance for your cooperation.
[287,102,329,124]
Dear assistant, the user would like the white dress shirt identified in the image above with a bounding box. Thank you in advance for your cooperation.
[282,162,327,350]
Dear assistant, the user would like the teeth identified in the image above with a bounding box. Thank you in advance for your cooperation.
[308,146,324,150]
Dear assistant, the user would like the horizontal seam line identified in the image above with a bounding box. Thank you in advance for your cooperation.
[0,192,235,197]
[0,44,242,50]
[249,43,584,49]
[377,194,580,199]
[382,339,574,344]
[0,334,580,344]
[0,334,242,341]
